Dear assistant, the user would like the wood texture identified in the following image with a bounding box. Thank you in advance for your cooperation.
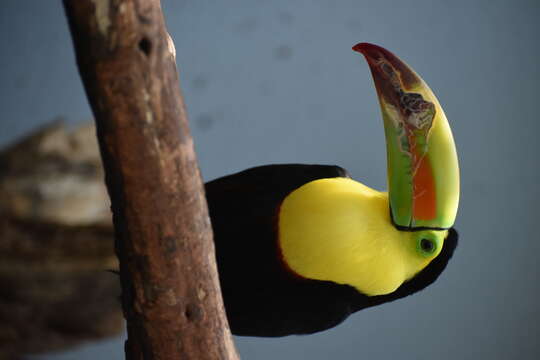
[63,1,239,359]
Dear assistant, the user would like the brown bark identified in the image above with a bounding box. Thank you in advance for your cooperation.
[63,1,239,359]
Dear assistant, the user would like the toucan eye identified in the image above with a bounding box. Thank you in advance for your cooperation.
[420,238,436,254]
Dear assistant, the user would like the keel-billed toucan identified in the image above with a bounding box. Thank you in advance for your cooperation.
[206,43,460,337]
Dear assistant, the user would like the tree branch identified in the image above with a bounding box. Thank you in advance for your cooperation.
[63,1,239,359]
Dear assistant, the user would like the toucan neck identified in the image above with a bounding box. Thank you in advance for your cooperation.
[278,177,424,296]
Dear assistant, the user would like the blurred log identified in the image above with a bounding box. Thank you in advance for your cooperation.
[0,122,122,357]
[63,1,239,359]
[0,121,111,226]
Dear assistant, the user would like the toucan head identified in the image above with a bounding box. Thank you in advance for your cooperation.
[278,43,459,296]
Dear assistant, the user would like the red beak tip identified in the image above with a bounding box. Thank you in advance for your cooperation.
[352,42,379,55]
[352,42,366,54]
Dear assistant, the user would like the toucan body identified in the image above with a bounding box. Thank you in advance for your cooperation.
[206,43,460,337]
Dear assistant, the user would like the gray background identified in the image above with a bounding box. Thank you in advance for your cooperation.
[2,0,539,359]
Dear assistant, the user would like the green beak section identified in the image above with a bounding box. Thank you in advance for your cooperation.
[353,43,459,229]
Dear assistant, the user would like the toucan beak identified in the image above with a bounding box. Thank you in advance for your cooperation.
[353,42,459,230]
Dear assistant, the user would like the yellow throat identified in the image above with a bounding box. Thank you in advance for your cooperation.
[278,177,447,296]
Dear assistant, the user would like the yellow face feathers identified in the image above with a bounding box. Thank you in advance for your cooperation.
[278,178,447,296]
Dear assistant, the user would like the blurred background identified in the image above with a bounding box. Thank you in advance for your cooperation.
[1,0,539,359]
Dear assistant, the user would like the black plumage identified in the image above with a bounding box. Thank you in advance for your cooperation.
[205,164,458,337]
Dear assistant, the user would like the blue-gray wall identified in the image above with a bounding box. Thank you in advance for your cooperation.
[2,1,539,359]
